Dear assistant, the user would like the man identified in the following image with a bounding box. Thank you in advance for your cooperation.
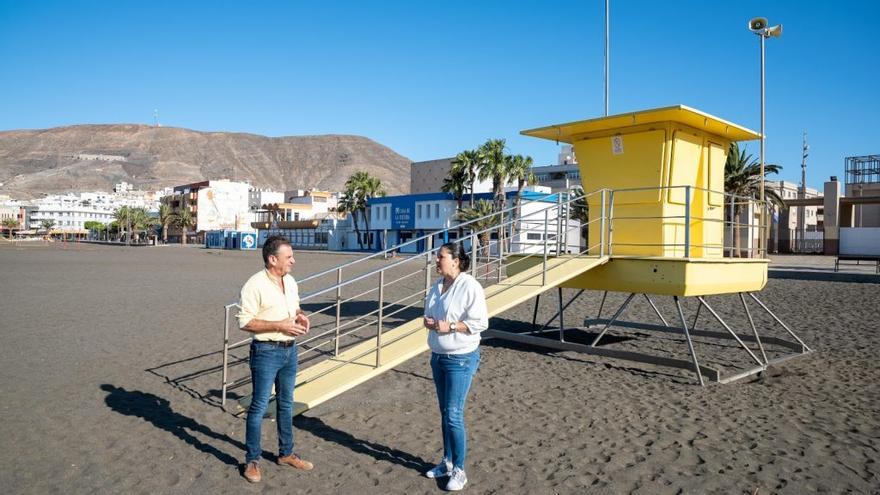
[238,235,313,483]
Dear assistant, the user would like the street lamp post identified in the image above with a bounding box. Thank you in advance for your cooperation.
[748,17,782,256]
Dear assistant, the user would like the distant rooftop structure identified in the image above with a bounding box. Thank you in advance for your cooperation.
[845,155,880,185]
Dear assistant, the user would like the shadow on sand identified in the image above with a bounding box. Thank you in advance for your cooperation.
[296,416,433,475]
[100,384,244,467]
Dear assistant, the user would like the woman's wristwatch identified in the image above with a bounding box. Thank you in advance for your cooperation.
[448,321,457,333]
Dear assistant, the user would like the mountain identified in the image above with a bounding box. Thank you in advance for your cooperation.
[0,124,412,199]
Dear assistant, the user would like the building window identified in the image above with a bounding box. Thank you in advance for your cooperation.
[417,205,422,219]
[434,204,439,218]
[527,233,542,240]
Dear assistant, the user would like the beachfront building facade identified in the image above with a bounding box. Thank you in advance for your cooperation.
[162,179,253,242]
[410,158,495,195]
[250,190,349,251]
[366,188,580,255]
[767,180,822,253]
[25,200,115,234]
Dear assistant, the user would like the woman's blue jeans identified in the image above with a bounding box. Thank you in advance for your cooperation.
[245,341,298,463]
[431,348,480,470]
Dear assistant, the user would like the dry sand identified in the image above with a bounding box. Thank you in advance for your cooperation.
[0,243,878,494]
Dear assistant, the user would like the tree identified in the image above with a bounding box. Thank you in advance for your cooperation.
[477,139,510,212]
[451,149,481,208]
[725,142,784,256]
[114,206,130,242]
[158,204,177,244]
[505,154,536,231]
[174,208,196,245]
[2,218,17,238]
[337,191,361,250]
[127,207,154,243]
[341,171,385,250]
[40,219,55,232]
[456,199,500,258]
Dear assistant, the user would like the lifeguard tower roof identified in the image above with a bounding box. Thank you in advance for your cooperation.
[521,105,761,143]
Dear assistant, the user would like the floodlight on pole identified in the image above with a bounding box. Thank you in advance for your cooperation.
[748,17,782,256]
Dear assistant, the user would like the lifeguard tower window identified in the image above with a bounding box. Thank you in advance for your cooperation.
[581,129,665,204]
[707,142,725,206]
[668,131,702,205]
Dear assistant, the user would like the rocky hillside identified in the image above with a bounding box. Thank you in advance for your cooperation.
[0,124,412,198]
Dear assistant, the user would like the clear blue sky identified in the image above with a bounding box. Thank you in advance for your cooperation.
[1,0,877,187]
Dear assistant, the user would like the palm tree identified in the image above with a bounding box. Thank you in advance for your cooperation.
[505,154,536,231]
[451,149,481,207]
[158,204,176,244]
[337,190,362,250]
[114,206,130,242]
[174,208,196,245]
[2,218,17,238]
[478,139,509,211]
[442,162,469,212]
[342,171,385,250]
[456,199,500,258]
[725,142,784,256]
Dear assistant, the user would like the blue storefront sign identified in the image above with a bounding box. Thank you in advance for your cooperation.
[240,232,257,250]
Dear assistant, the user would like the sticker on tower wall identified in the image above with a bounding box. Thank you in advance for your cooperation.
[611,136,624,155]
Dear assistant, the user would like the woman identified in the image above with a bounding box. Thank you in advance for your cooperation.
[423,242,488,491]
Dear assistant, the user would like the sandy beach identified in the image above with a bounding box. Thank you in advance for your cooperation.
[0,243,877,494]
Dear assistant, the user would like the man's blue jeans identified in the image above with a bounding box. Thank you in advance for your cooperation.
[431,348,480,470]
[245,341,298,463]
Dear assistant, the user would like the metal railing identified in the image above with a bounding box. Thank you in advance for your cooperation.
[220,188,607,409]
[220,184,772,409]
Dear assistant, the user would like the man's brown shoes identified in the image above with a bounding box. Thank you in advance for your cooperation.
[278,454,314,471]
[243,461,261,483]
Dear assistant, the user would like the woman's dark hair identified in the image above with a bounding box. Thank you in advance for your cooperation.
[440,242,470,272]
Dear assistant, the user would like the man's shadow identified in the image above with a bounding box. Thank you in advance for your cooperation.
[297,416,433,474]
[100,384,244,467]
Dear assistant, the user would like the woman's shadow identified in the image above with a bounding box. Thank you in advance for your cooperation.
[296,416,434,475]
[100,384,244,467]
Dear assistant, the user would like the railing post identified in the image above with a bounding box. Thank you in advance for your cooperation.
[425,235,433,294]
[728,194,735,258]
[599,189,606,257]
[542,209,549,285]
[470,231,477,277]
[556,192,562,256]
[684,185,691,258]
[334,267,342,356]
[221,305,230,410]
[376,270,384,367]
[563,190,571,254]
[497,209,504,283]
[608,190,615,256]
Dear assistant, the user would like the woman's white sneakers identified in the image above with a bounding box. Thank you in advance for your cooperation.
[446,467,468,491]
[425,459,452,479]
[425,460,467,491]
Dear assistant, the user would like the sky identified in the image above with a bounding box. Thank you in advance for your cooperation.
[1,0,877,187]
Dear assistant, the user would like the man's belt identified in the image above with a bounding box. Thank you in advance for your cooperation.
[254,339,295,347]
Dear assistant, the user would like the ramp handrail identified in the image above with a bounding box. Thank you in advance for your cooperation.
[220,187,609,409]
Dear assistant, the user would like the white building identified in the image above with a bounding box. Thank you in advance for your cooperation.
[249,188,284,211]
[26,200,115,232]
[367,187,580,255]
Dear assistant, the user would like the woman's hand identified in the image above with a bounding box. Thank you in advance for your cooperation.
[423,316,436,330]
[436,320,452,334]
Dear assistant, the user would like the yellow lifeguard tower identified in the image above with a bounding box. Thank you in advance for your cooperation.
[513,104,810,384]
[522,105,770,296]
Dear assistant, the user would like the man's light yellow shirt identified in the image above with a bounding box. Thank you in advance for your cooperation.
[237,269,300,342]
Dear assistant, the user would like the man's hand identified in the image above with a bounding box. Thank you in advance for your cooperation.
[279,318,308,337]
[295,312,310,332]
[423,316,436,330]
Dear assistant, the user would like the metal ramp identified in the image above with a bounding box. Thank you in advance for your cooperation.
[289,254,608,415]
[221,188,609,414]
